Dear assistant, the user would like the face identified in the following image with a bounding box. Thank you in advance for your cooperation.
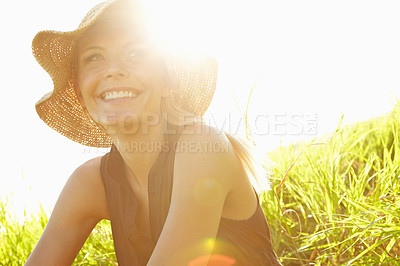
[76,20,169,133]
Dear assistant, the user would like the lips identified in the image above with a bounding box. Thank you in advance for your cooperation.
[100,87,142,101]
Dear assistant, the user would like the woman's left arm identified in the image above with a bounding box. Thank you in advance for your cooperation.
[147,126,240,266]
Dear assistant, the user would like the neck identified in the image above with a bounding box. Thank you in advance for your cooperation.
[110,119,166,188]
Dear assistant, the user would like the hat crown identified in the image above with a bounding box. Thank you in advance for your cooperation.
[79,4,104,28]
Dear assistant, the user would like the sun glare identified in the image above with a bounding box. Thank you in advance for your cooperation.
[144,0,263,61]
[146,0,222,54]
[144,0,266,131]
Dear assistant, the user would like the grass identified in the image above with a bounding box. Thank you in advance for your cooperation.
[1,103,400,265]
[0,198,116,265]
[262,102,400,265]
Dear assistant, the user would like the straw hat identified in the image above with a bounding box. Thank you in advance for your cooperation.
[32,0,218,148]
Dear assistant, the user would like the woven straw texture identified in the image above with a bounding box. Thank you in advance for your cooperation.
[32,0,218,147]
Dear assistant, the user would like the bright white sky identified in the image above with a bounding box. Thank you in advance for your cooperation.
[1,0,399,220]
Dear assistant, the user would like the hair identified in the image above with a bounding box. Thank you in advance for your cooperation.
[225,133,271,194]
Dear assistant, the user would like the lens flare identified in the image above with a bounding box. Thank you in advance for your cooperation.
[186,237,237,266]
[188,254,236,266]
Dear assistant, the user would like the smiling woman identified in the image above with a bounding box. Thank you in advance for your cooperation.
[26,0,281,265]
[76,20,168,130]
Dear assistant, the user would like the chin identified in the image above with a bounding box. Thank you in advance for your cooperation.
[99,111,164,136]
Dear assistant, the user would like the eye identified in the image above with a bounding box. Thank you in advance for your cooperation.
[84,53,104,63]
[128,50,138,58]
[127,49,148,60]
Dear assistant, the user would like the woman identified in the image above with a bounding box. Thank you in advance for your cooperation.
[26,0,281,265]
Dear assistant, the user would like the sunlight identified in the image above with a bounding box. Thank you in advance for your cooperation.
[145,0,264,62]
[186,238,237,266]
[188,254,236,266]
[146,0,225,54]
[3,0,400,263]
[144,0,267,140]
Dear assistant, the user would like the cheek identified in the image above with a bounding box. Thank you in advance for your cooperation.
[77,70,96,99]
[77,58,103,93]
[75,73,100,114]
[133,57,169,87]
[146,67,169,93]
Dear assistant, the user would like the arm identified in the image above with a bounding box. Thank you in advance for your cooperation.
[147,125,242,266]
[25,157,109,266]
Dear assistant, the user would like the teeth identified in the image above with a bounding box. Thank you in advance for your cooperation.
[103,91,137,100]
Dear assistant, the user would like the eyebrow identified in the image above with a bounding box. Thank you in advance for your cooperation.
[123,40,149,48]
[81,45,105,53]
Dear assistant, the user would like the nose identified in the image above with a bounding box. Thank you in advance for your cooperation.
[103,62,129,80]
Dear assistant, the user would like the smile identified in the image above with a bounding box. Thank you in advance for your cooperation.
[101,90,141,100]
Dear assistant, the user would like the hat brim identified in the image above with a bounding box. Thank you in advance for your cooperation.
[32,0,218,148]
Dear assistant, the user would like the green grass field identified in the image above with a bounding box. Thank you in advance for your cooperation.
[263,102,400,265]
[1,103,399,265]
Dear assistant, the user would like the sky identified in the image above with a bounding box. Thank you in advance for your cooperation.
[1,0,399,220]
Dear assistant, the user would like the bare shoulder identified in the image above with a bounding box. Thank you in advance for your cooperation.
[175,122,258,220]
[70,156,102,190]
[178,122,233,156]
[175,122,246,193]
[25,156,109,265]
[71,156,102,183]
[65,156,109,221]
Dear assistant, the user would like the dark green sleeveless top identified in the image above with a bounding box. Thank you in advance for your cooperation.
[100,128,281,265]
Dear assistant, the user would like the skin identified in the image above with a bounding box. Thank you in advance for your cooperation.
[26,19,258,266]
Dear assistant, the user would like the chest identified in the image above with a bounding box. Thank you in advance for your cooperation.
[128,181,152,238]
